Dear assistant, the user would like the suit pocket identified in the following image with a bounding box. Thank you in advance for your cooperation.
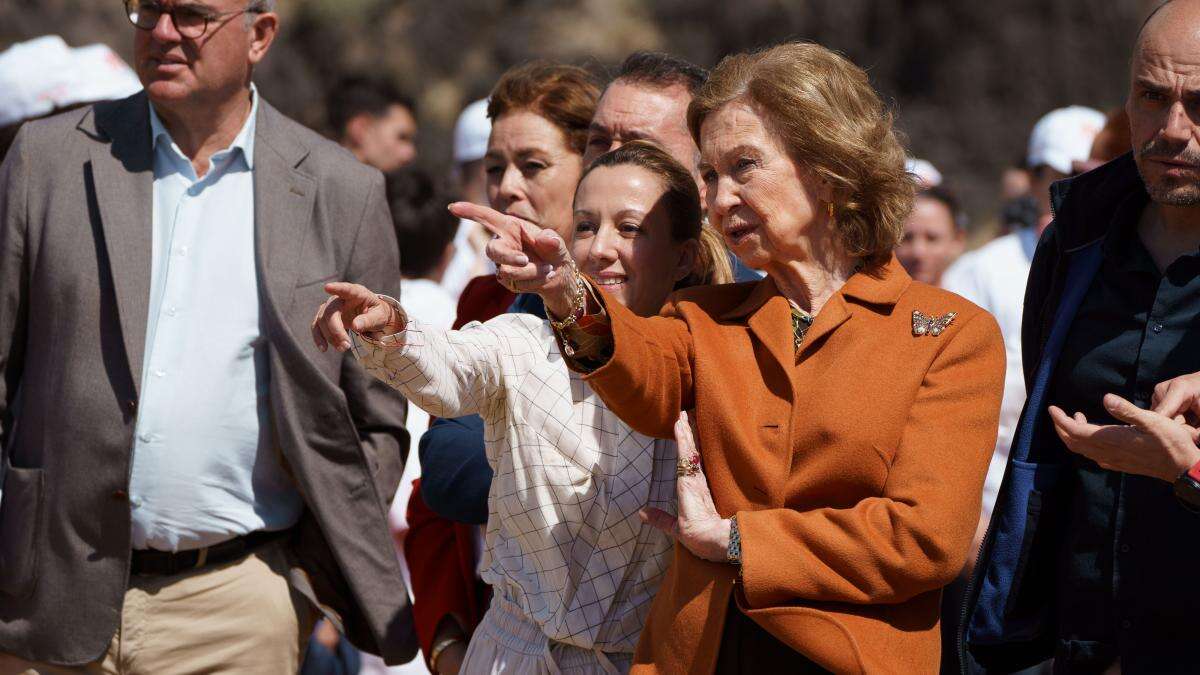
[0,459,44,597]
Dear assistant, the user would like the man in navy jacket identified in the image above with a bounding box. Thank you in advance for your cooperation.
[963,3,1200,672]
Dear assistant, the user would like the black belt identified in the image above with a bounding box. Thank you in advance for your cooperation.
[130,529,290,577]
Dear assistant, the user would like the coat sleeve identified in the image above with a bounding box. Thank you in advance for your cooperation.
[340,170,410,502]
[737,311,1006,607]
[404,483,486,667]
[418,415,493,525]
[0,125,30,455]
[581,293,697,440]
[353,313,516,420]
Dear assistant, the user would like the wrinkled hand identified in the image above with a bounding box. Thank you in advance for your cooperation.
[448,201,577,318]
[1152,371,1200,424]
[311,282,405,353]
[640,411,731,562]
[1049,393,1200,483]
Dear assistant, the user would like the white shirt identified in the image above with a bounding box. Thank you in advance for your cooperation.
[438,218,493,301]
[941,227,1039,518]
[354,307,675,654]
[128,88,302,552]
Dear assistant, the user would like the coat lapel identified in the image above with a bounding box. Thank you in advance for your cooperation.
[87,93,154,393]
[253,101,315,314]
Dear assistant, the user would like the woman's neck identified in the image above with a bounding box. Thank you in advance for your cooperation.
[764,251,860,316]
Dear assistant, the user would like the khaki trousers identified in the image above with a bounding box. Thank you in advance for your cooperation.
[0,540,313,675]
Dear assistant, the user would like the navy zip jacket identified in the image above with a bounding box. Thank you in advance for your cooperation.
[962,152,1200,672]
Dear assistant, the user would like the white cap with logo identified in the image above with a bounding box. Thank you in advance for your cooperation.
[0,35,143,128]
[453,98,491,165]
[1027,105,1107,175]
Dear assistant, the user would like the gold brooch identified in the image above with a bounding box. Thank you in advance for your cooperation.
[912,310,957,337]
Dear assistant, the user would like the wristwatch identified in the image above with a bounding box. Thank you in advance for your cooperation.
[1173,458,1200,513]
[727,515,742,565]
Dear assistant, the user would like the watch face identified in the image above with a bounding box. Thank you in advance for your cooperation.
[1175,474,1200,513]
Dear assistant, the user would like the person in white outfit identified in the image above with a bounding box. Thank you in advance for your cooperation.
[942,105,1106,550]
[440,98,496,301]
[313,141,733,674]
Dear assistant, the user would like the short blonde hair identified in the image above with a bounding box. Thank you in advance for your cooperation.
[687,42,914,267]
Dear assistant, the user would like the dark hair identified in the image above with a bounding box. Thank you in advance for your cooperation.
[614,51,708,95]
[385,169,458,279]
[918,185,967,231]
[487,61,600,155]
[580,140,732,286]
[326,75,415,137]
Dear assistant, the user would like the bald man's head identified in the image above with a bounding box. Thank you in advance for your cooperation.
[1127,0,1200,205]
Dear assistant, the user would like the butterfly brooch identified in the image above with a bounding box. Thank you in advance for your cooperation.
[912,310,957,337]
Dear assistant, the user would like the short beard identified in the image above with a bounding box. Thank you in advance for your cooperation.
[1136,138,1200,206]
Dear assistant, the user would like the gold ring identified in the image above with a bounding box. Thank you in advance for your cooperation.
[676,453,701,477]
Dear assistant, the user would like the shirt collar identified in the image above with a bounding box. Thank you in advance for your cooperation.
[148,83,259,171]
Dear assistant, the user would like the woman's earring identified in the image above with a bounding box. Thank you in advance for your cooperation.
[827,202,835,220]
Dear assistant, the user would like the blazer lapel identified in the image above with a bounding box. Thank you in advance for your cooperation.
[87,93,154,393]
[253,101,316,314]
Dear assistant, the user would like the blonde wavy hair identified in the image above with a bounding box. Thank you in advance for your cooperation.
[687,42,915,268]
[581,140,733,287]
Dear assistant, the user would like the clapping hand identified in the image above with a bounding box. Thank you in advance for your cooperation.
[448,202,578,319]
[311,282,406,353]
[640,411,732,563]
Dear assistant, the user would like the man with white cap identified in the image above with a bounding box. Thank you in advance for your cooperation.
[942,105,1106,550]
[439,98,493,300]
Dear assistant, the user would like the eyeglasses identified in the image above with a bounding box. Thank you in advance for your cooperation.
[124,0,265,40]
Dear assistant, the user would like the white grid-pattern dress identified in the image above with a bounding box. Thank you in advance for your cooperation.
[353,305,676,665]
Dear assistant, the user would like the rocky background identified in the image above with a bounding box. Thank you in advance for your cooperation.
[1,0,1161,231]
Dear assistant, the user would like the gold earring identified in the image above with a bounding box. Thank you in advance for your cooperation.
[827,202,835,219]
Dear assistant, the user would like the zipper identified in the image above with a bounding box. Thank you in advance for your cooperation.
[957,514,992,674]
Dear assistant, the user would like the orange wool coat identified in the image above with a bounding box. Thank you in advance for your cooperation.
[582,256,1005,674]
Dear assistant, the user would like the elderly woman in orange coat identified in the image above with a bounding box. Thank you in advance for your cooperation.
[459,42,1005,674]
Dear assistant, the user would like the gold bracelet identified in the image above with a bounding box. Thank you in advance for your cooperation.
[548,260,587,331]
[429,636,464,673]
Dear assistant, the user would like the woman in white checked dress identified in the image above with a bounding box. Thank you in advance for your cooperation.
[314,142,734,674]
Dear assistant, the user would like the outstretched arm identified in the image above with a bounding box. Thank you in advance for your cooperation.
[313,283,506,419]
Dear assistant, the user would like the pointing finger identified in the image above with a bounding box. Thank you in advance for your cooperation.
[1103,393,1152,430]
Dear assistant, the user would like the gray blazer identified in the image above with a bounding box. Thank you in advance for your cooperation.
[0,91,417,665]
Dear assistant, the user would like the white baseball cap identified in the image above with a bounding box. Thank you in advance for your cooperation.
[1027,106,1106,175]
[0,36,142,127]
[905,157,943,188]
[453,98,491,165]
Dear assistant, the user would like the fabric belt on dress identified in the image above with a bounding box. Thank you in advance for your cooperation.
[130,529,291,577]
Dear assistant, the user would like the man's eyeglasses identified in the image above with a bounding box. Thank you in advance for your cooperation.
[124,1,266,40]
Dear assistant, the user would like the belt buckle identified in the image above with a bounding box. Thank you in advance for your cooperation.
[193,546,210,570]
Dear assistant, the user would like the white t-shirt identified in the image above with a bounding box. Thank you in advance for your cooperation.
[941,227,1039,520]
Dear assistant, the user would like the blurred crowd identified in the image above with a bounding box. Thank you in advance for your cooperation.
[4,1,1199,674]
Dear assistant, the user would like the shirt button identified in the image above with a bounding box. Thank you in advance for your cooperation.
[1119,543,1131,554]
[166,307,178,317]
[131,497,144,509]
[138,432,154,443]
[1121,618,1133,630]
[1152,322,1164,333]
[179,246,189,257]
[153,369,166,378]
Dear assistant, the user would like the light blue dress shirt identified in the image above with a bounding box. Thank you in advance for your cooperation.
[128,87,302,552]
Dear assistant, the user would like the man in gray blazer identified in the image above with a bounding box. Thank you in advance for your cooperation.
[0,1,415,672]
